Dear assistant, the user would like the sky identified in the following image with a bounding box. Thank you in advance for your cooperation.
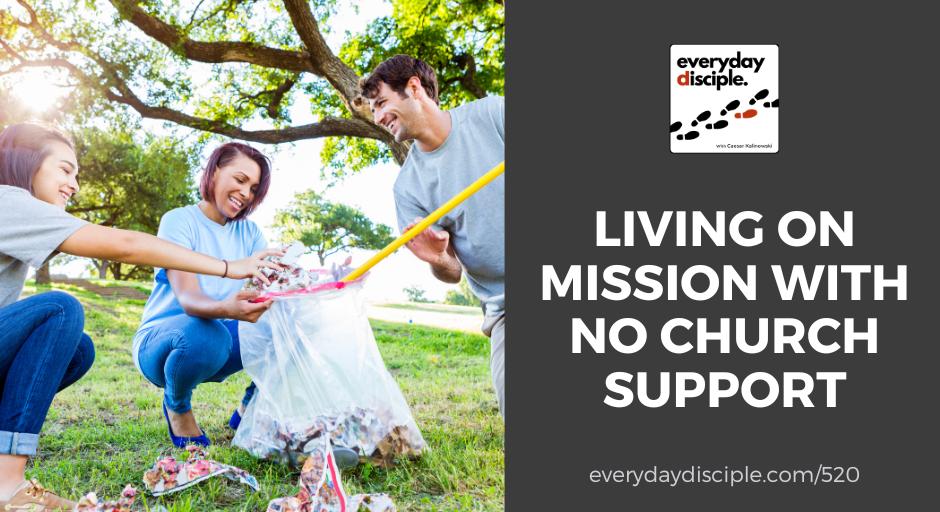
[4,0,459,302]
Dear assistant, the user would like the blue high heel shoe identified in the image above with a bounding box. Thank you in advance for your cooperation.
[228,408,241,430]
[229,382,257,431]
[163,402,210,448]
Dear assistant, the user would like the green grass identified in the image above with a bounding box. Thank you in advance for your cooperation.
[85,278,155,295]
[373,302,483,316]
[21,283,503,511]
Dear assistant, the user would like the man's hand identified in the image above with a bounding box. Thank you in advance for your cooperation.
[403,217,462,283]
[403,217,451,264]
[222,290,273,323]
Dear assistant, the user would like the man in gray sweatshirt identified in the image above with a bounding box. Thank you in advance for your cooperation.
[361,55,505,417]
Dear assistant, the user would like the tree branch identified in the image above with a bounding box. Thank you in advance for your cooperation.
[233,76,296,120]
[280,0,382,125]
[108,83,392,143]
[184,0,210,29]
[0,39,26,62]
[109,0,315,73]
[4,50,392,145]
[9,0,412,163]
[0,57,80,78]
[14,0,80,53]
[266,77,296,119]
[453,53,486,99]
[277,1,412,160]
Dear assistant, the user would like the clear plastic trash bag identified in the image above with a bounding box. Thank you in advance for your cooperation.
[233,278,425,466]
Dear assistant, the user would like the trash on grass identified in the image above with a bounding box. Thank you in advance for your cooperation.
[266,436,396,512]
[142,446,259,496]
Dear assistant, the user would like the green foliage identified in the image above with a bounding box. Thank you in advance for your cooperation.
[444,276,481,307]
[341,0,505,109]
[274,189,394,265]
[0,86,199,281]
[68,125,199,279]
[330,0,505,170]
[321,136,392,179]
[0,0,504,174]
[403,284,429,303]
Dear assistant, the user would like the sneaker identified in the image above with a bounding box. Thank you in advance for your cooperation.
[0,479,75,511]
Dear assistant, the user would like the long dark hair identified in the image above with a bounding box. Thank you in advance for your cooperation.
[199,142,272,221]
[0,123,74,192]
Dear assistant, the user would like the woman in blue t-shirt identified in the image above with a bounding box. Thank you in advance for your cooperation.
[133,142,279,448]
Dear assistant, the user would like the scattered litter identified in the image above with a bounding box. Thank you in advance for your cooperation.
[74,485,159,512]
[142,446,259,496]
[266,436,396,512]
[238,407,423,467]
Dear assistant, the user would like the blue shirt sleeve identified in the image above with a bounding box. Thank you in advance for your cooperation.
[250,222,268,254]
[156,208,195,250]
[153,209,195,283]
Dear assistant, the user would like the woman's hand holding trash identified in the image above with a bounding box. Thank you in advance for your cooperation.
[223,290,273,323]
[226,248,286,282]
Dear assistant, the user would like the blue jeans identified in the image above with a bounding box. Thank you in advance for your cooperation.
[0,291,95,456]
[135,316,254,414]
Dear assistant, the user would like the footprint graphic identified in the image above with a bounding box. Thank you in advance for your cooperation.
[734,109,758,119]
[676,130,700,141]
[720,100,740,116]
[749,89,769,105]
[706,120,728,130]
[690,110,711,127]
[763,98,779,108]
[670,121,682,133]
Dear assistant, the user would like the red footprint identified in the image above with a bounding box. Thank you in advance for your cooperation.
[734,109,758,119]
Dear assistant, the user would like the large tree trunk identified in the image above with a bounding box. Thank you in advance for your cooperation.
[95,259,110,279]
[111,263,124,281]
[35,262,52,284]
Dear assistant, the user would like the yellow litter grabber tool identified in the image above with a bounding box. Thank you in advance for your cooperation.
[342,160,505,282]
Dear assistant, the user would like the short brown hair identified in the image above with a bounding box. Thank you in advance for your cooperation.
[200,142,272,221]
[0,122,74,193]
[360,55,439,104]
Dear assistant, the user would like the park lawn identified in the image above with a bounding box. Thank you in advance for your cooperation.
[22,282,504,511]
[372,303,482,316]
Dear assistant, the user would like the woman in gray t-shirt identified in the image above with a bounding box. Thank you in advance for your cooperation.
[0,123,281,509]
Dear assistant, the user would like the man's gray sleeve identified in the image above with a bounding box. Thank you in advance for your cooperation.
[393,185,433,234]
[0,188,87,268]
[491,96,505,142]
